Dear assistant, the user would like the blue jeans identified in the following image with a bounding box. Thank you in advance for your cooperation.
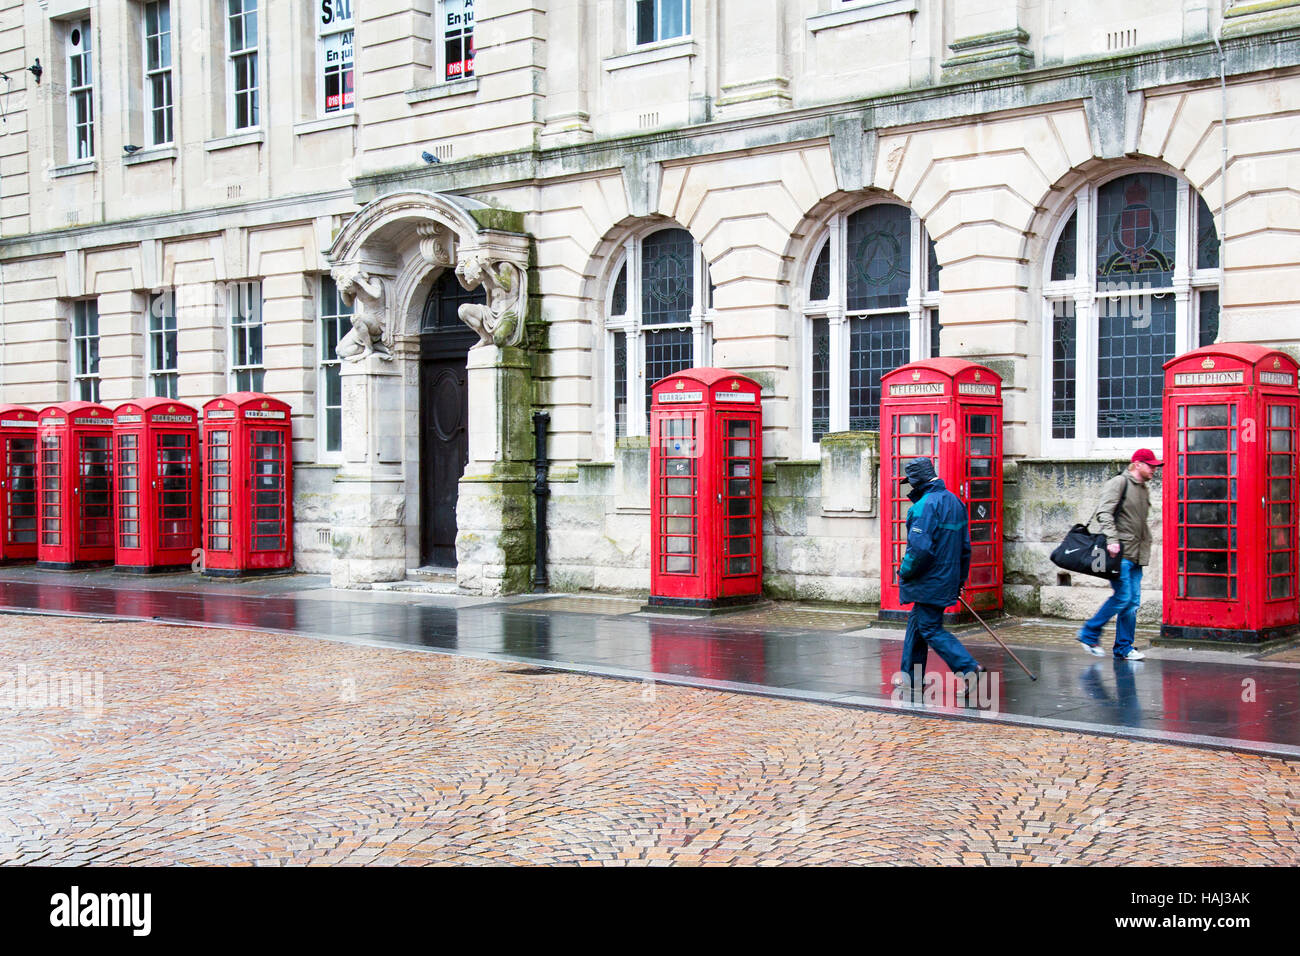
[901,602,980,680]
[1080,559,1143,657]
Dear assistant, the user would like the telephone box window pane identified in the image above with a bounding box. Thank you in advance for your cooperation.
[811,317,829,442]
[664,556,692,573]
[664,517,694,535]
[665,458,694,476]
[967,415,994,435]
[1186,551,1229,574]
[1097,293,1174,438]
[1096,173,1177,287]
[1270,577,1293,599]
[845,205,910,311]
[1186,454,1228,476]
[728,557,753,575]
[1187,577,1229,599]
[970,523,992,542]
[1187,405,1229,428]
[969,481,994,500]
[727,439,750,458]
[1270,405,1294,428]
[848,313,909,431]
[1187,526,1229,550]
[1269,429,1294,452]
[1186,502,1228,525]
[727,420,751,438]
[666,497,693,516]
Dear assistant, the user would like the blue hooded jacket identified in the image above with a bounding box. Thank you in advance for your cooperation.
[897,459,971,607]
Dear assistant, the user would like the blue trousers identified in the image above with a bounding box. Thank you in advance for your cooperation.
[901,602,980,680]
[1080,558,1142,657]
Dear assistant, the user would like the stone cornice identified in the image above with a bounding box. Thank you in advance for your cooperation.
[355,28,1300,201]
[0,189,356,260]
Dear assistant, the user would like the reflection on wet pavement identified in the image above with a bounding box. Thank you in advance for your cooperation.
[0,567,1297,758]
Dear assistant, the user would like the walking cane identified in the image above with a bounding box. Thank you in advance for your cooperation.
[958,595,1038,681]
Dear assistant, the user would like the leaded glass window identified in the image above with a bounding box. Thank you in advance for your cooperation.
[849,314,910,431]
[149,291,179,399]
[1043,172,1221,451]
[319,276,353,456]
[803,204,938,449]
[605,228,712,446]
[846,205,910,311]
[641,229,694,326]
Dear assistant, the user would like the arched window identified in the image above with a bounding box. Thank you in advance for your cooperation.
[803,203,939,450]
[1043,172,1221,453]
[605,227,713,442]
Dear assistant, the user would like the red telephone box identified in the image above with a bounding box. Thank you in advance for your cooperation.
[1161,344,1299,644]
[35,401,115,569]
[648,369,763,609]
[0,405,38,564]
[879,359,1003,621]
[201,393,294,577]
[113,399,201,573]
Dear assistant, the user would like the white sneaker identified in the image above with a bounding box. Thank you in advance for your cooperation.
[1116,648,1146,661]
[1078,637,1105,657]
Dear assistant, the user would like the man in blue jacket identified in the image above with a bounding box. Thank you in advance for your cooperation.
[897,457,981,684]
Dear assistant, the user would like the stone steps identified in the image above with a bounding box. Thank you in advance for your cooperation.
[370,567,460,594]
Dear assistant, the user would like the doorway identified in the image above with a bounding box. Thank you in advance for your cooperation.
[418,271,485,567]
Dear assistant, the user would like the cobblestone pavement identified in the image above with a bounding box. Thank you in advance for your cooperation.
[1,614,1297,866]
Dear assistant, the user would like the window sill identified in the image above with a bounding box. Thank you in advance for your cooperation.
[406,77,479,104]
[603,37,696,72]
[204,130,265,152]
[294,113,357,136]
[123,146,178,166]
[808,0,918,34]
[51,160,97,179]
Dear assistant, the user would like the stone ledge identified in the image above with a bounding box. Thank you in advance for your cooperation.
[406,77,479,104]
[204,130,265,152]
[602,38,696,73]
[123,146,177,167]
[807,0,917,33]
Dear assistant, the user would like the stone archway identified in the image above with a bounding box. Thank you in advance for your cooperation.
[324,190,535,595]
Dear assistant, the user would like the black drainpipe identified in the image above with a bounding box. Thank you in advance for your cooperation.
[532,411,550,592]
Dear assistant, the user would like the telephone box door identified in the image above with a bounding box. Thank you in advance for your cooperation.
[716,411,762,597]
[0,407,37,563]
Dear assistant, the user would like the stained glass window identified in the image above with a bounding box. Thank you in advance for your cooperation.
[1097,294,1175,438]
[809,242,830,302]
[1051,300,1076,439]
[1196,194,1220,270]
[1198,289,1220,347]
[846,204,911,311]
[848,314,910,431]
[1095,173,1177,288]
[811,318,830,440]
[641,228,694,325]
[1051,211,1076,282]
[607,228,710,442]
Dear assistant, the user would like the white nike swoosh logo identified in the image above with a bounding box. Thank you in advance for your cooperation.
[1063,548,1081,554]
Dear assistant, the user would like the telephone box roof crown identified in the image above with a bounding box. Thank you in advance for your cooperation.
[35,401,113,418]
[883,358,1001,382]
[1163,342,1297,371]
[649,367,760,390]
[124,397,198,414]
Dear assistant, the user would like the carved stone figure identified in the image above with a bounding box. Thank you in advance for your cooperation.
[455,251,526,350]
[333,265,392,362]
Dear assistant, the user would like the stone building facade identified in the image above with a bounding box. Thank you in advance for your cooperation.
[0,1,1298,616]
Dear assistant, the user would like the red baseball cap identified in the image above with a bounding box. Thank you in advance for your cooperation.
[1132,448,1164,467]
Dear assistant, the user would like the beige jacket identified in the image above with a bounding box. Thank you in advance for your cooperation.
[1094,470,1153,566]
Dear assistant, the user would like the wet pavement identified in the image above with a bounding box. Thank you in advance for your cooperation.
[0,566,1298,759]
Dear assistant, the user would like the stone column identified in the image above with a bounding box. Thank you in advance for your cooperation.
[455,344,535,595]
[451,228,536,596]
[330,351,407,587]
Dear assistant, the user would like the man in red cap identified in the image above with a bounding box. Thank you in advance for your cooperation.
[1078,448,1163,660]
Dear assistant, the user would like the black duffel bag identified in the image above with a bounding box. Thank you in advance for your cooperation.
[1050,476,1129,580]
[1051,524,1122,579]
